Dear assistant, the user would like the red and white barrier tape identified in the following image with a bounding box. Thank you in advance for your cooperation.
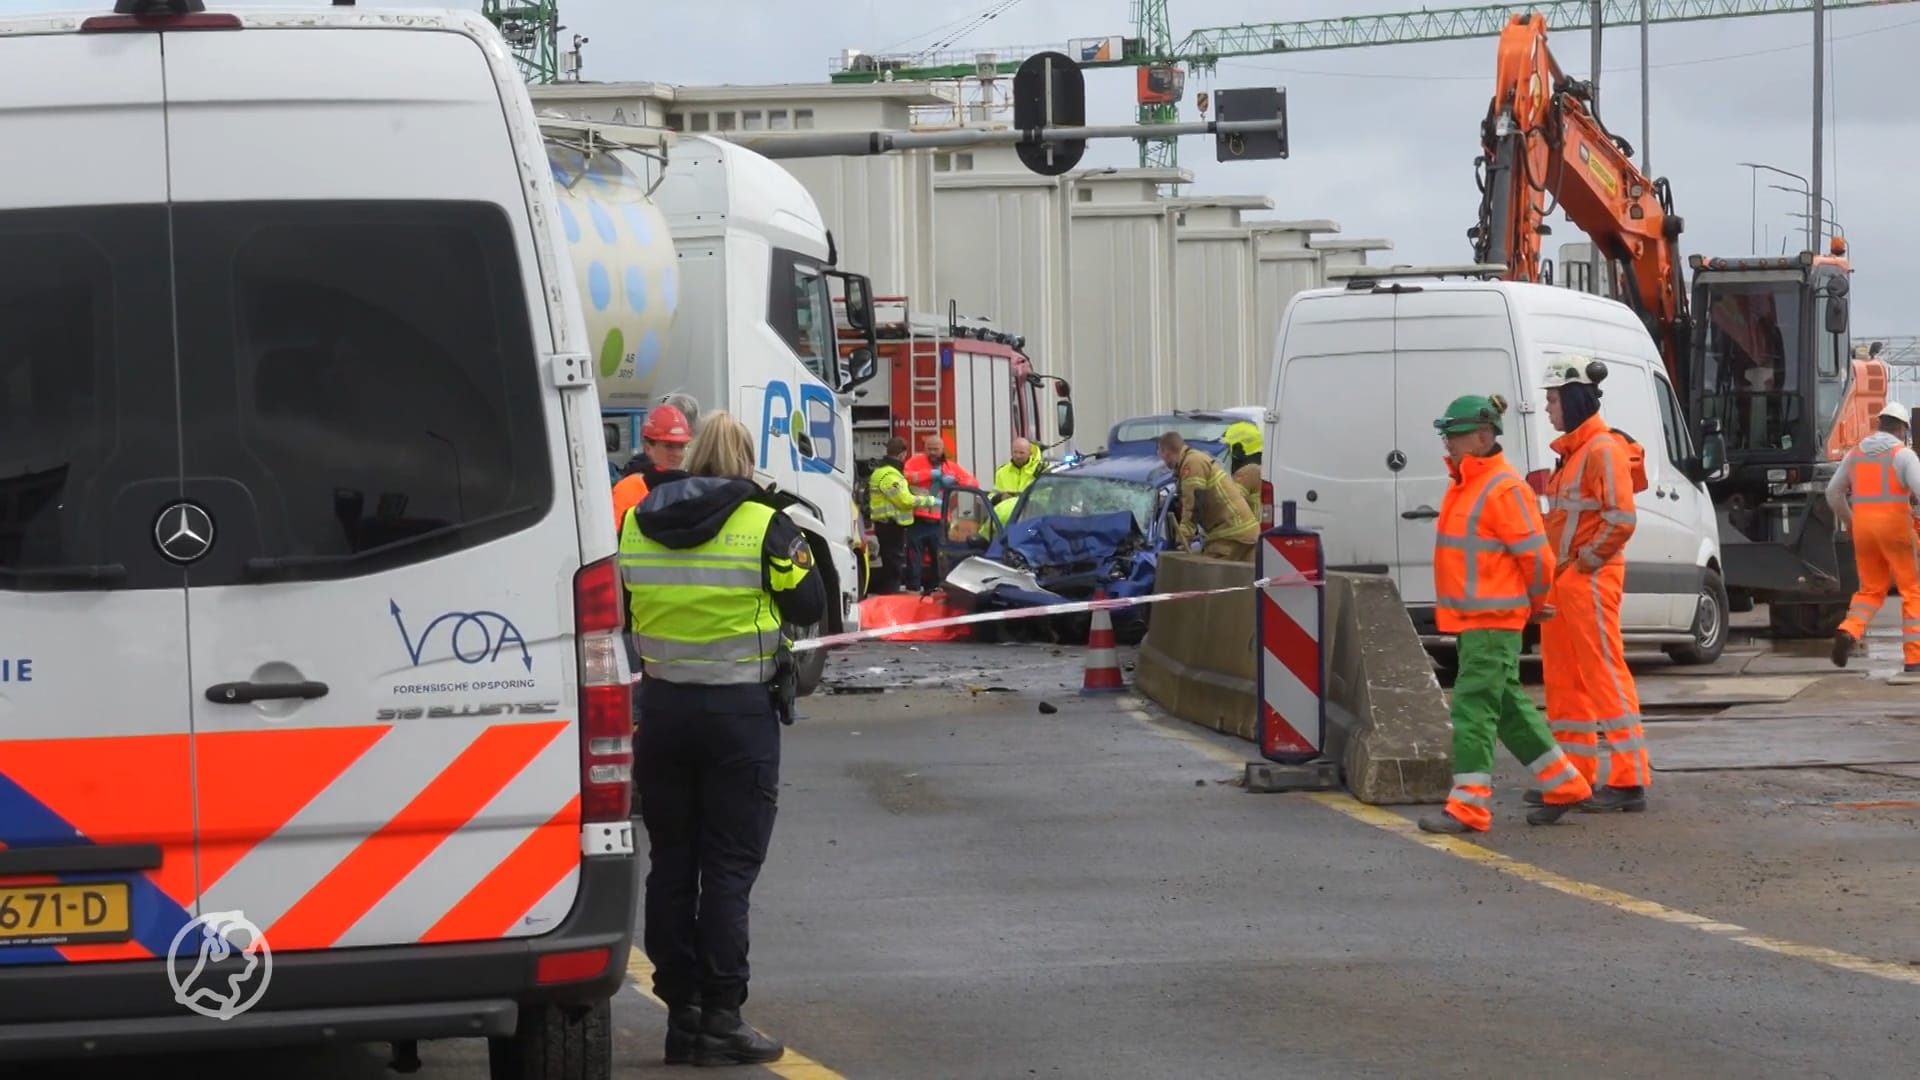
[792,568,1324,652]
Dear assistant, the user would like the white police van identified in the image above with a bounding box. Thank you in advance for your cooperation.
[0,3,634,1075]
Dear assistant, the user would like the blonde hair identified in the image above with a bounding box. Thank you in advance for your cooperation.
[686,410,757,480]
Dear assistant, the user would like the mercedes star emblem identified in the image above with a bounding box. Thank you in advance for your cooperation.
[1386,450,1408,471]
[154,503,215,565]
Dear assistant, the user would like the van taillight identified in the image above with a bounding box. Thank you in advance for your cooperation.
[81,13,242,31]
[1260,481,1275,528]
[1524,469,1552,496]
[573,556,632,824]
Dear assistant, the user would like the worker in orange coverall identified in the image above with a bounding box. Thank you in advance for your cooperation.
[1826,401,1920,678]
[1421,392,1594,834]
[1527,357,1650,815]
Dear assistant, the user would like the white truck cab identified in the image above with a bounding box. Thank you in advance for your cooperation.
[541,121,876,694]
[1264,270,1729,664]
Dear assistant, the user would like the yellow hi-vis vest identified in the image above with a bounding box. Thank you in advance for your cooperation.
[867,461,932,526]
[618,499,799,685]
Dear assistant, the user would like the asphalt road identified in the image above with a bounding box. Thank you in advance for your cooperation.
[9,642,1920,1078]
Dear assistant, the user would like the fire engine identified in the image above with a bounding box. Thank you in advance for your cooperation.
[837,296,1073,478]
[835,298,1074,593]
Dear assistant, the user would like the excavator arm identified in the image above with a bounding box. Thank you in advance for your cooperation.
[1470,13,1692,394]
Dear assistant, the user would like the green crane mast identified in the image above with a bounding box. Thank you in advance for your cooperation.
[1132,0,1176,168]
[827,0,1917,169]
[483,0,561,84]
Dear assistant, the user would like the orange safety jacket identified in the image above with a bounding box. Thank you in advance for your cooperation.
[1434,448,1557,633]
[1545,413,1642,573]
[1847,441,1916,523]
[902,453,977,522]
[611,473,650,532]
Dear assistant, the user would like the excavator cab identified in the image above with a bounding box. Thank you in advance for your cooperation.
[1685,246,1883,638]
[1686,250,1856,491]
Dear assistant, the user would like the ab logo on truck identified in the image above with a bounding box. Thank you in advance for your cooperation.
[759,378,842,475]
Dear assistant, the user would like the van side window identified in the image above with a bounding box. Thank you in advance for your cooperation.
[0,207,175,591]
[1654,372,1692,470]
[171,201,554,585]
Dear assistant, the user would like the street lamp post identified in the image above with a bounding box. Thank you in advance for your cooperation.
[1783,210,1843,241]
[1812,0,1826,265]
[1773,184,1836,242]
[1739,162,1811,251]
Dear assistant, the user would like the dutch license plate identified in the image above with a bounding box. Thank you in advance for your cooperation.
[0,882,132,947]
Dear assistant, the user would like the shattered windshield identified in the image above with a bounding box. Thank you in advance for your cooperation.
[1012,475,1159,534]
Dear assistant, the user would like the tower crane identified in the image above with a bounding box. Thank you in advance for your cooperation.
[829,0,1920,169]
[483,0,561,84]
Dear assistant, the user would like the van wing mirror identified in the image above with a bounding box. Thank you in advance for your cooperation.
[1687,430,1729,484]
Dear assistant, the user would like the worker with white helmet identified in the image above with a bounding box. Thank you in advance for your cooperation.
[1530,355,1653,814]
[1825,400,1920,676]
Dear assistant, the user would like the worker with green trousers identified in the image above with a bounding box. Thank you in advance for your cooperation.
[1424,393,1596,833]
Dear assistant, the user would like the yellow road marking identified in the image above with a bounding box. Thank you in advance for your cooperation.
[625,946,849,1078]
[1121,702,1920,988]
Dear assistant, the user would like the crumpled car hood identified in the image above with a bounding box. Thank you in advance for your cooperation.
[1000,510,1142,567]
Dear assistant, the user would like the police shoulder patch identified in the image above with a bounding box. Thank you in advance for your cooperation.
[788,535,813,568]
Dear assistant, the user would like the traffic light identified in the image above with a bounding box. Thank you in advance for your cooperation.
[1013,51,1087,177]
[1214,87,1288,163]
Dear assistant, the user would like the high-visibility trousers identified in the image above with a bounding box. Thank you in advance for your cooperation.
[1540,561,1648,788]
[1444,629,1593,831]
[1839,512,1920,666]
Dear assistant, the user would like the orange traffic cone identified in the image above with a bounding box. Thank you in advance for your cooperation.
[1081,587,1126,695]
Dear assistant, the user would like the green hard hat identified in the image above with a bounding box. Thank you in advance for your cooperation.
[1434,393,1505,435]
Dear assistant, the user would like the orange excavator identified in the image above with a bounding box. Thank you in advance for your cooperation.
[1469,12,1889,638]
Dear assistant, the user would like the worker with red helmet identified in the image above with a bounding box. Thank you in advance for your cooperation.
[613,401,694,531]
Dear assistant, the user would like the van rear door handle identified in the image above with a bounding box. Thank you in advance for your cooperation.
[1401,506,1439,521]
[205,681,329,704]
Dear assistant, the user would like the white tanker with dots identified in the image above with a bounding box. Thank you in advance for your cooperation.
[542,122,881,691]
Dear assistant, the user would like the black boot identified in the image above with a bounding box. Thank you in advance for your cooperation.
[1832,630,1855,668]
[1526,786,1645,812]
[1417,809,1473,834]
[692,1007,785,1067]
[664,1005,702,1064]
[1583,785,1647,813]
[1525,797,1591,825]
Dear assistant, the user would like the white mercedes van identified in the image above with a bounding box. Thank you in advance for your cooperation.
[1262,269,1729,665]
[0,3,634,1075]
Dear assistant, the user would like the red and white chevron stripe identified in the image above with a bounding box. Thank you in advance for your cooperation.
[1257,530,1326,762]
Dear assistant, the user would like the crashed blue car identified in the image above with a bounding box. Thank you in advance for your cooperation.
[934,455,1181,643]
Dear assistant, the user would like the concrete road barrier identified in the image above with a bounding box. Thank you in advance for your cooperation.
[1134,554,1259,740]
[1135,555,1452,804]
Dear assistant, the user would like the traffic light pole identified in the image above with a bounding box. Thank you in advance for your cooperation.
[709,52,1286,175]
[711,117,1290,162]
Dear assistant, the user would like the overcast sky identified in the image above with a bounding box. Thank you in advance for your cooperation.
[38,0,1920,341]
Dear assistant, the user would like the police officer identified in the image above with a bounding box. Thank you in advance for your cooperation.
[621,409,826,1067]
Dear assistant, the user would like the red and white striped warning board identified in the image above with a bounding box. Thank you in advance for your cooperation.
[1256,523,1327,764]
